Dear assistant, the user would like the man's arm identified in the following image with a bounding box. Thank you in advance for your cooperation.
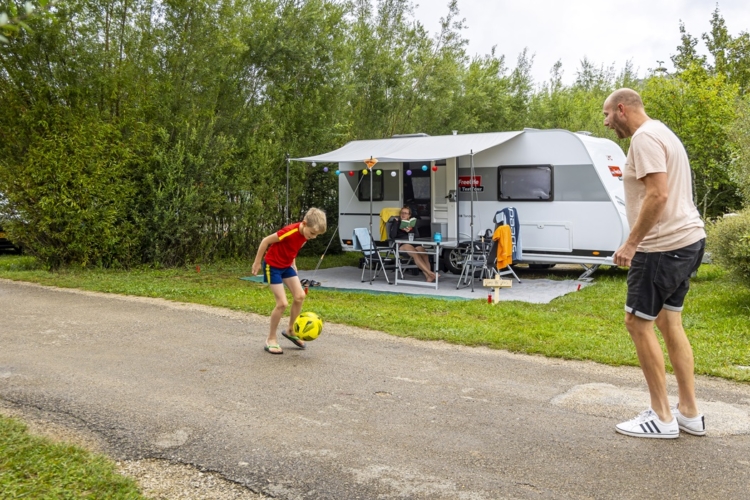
[613,172,668,267]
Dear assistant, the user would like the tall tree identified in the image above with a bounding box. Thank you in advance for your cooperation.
[642,66,741,218]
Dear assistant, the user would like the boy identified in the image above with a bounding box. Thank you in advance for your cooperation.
[251,208,327,354]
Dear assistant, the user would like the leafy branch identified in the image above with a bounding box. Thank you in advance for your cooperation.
[0,0,58,44]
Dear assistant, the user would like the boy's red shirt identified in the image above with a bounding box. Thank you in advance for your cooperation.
[264,222,308,268]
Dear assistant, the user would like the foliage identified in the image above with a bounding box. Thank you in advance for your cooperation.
[642,66,741,218]
[1,1,749,267]
[0,415,146,498]
[0,0,58,44]
[727,94,750,205]
[707,208,750,286]
[0,116,143,269]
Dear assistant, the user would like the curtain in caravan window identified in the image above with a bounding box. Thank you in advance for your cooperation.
[411,177,431,199]
[358,171,384,201]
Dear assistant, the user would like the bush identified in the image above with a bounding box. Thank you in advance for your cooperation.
[0,115,143,269]
[707,208,750,285]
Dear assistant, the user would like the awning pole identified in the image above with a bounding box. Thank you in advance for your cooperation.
[369,165,375,283]
[285,153,290,225]
[470,151,475,292]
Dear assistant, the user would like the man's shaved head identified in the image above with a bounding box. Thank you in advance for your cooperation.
[605,88,644,110]
[603,88,649,139]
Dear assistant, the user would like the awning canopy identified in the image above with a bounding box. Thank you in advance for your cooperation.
[294,131,524,163]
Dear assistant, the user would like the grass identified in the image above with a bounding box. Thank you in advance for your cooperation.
[1,252,749,382]
[0,415,146,499]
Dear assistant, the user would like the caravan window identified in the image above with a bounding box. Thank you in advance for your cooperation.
[498,165,553,201]
[357,171,384,201]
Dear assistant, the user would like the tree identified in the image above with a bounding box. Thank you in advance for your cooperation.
[0,0,58,44]
[642,66,741,218]
[671,21,706,71]
[728,95,750,205]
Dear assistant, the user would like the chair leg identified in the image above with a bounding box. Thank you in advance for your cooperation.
[508,265,521,283]
[361,256,390,284]
[378,256,390,284]
[456,262,469,289]
[497,265,521,283]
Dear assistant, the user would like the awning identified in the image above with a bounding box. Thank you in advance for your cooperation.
[294,131,524,163]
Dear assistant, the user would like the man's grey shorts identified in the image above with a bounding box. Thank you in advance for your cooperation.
[625,238,705,321]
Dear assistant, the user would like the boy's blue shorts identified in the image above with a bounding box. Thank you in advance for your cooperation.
[262,261,298,285]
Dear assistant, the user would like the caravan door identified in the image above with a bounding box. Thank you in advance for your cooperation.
[402,163,432,238]
[431,158,457,239]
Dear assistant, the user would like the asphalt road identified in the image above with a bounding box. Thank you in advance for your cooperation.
[1,278,749,499]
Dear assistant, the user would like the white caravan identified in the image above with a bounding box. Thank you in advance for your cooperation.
[297,128,629,278]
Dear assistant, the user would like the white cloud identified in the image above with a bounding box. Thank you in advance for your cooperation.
[413,0,750,85]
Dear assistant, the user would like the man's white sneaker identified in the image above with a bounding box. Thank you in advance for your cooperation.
[615,408,679,439]
[672,404,706,436]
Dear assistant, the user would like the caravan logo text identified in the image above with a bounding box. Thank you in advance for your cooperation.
[458,176,484,192]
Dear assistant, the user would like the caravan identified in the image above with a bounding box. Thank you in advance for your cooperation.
[297,128,629,278]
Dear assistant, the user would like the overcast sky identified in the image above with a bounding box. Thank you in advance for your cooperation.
[412,0,750,86]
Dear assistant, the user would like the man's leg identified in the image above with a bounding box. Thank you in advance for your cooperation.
[656,309,699,417]
[624,312,673,422]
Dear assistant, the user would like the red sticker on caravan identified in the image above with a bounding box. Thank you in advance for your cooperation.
[458,175,484,192]
[608,166,622,177]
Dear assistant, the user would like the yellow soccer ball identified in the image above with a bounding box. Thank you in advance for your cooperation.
[293,312,323,341]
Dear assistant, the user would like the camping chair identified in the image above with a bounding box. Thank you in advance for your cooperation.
[385,216,419,279]
[483,226,522,283]
[483,207,522,283]
[353,227,395,284]
[456,230,493,289]
[379,207,401,242]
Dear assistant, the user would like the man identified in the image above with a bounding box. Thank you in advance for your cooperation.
[603,88,707,439]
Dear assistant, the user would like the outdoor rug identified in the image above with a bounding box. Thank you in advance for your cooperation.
[241,266,588,304]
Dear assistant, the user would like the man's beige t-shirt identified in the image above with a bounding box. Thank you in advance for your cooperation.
[623,120,705,252]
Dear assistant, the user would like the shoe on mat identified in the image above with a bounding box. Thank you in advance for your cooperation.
[264,344,283,355]
[672,404,706,436]
[615,408,679,439]
[282,330,306,349]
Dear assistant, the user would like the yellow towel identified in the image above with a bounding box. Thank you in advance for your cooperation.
[379,208,401,241]
[492,225,513,269]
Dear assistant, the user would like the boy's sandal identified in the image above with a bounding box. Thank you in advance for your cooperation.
[282,330,306,349]
[309,280,321,287]
[264,344,283,355]
[299,278,310,287]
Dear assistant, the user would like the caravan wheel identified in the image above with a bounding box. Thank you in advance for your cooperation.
[444,244,469,274]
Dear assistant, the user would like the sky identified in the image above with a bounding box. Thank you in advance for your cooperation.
[412,0,750,86]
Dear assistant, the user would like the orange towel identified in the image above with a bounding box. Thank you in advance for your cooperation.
[492,225,513,269]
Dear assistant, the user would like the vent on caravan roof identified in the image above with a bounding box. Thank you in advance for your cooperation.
[576,131,593,136]
[391,133,430,138]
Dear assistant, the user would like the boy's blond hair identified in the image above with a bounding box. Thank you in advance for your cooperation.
[304,207,327,233]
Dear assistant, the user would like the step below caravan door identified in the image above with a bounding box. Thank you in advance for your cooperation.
[521,221,573,253]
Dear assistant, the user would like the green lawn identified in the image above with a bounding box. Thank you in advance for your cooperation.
[0,415,146,499]
[2,252,749,382]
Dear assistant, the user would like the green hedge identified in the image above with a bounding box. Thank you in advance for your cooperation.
[707,208,750,286]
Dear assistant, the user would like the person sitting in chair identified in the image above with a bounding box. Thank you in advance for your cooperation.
[397,206,437,282]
